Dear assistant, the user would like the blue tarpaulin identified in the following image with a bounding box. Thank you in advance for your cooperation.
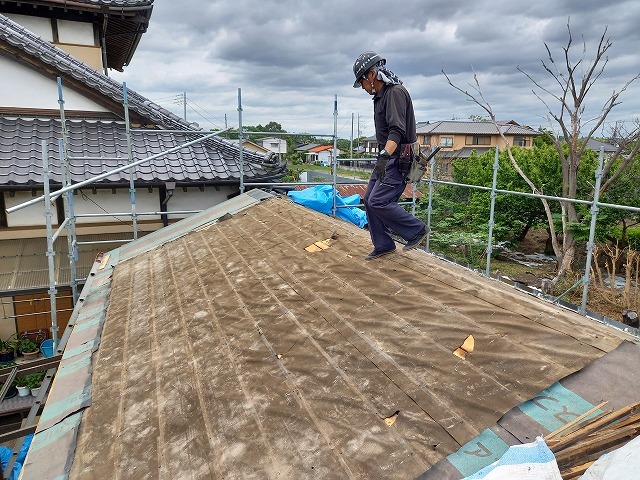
[287,185,367,228]
[0,434,33,480]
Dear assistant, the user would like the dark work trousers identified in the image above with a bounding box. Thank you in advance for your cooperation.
[363,156,426,252]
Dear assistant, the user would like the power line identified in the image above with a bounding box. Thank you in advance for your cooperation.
[187,98,227,127]
[187,103,223,130]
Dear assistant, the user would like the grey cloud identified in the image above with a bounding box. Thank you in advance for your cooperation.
[112,0,640,136]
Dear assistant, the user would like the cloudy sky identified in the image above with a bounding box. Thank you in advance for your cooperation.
[112,0,640,139]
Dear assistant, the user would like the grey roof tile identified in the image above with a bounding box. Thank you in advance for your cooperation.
[0,117,285,185]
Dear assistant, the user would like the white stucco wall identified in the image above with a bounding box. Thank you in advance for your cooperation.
[4,13,53,41]
[0,57,108,111]
[71,188,161,223]
[259,138,288,154]
[57,19,95,45]
[3,187,238,229]
[4,191,57,227]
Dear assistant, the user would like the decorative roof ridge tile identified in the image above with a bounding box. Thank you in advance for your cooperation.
[70,0,153,6]
[2,0,154,8]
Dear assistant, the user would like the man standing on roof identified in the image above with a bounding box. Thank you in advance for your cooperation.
[353,51,428,260]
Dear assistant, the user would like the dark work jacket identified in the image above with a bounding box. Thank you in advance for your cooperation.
[373,83,416,150]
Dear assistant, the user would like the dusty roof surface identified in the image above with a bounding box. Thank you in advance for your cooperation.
[24,193,634,479]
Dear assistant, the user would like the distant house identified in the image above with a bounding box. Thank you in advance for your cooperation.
[306,145,342,166]
[295,143,319,152]
[242,139,271,154]
[585,138,618,155]
[418,120,539,178]
[257,137,288,156]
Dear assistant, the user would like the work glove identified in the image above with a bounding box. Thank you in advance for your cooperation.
[373,150,391,181]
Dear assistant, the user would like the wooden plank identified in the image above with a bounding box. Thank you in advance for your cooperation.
[554,425,639,464]
[550,401,640,452]
[546,401,608,440]
[560,460,594,480]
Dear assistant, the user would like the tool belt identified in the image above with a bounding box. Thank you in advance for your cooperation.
[405,143,441,184]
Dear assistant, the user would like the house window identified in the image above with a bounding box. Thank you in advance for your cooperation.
[465,135,491,146]
[420,135,431,146]
[440,137,453,147]
[513,137,529,147]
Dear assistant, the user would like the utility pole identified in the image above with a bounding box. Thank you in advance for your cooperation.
[183,91,187,121]
[350,113,354,159]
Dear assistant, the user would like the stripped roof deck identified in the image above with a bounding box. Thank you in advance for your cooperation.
[22,193,635,479]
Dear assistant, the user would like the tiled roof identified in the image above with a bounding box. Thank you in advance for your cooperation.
[294,143,319,151]
[0,117,285,185]
[585,138,618,153]
[0,2,153,70]
[417,120,539,136]
[307,145,335,153]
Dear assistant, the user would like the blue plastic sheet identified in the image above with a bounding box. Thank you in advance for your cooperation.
[287,185,367,228]
[0,434,33,480]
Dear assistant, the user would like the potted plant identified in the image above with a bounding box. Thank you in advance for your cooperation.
[0,338,15,363]
[14,376,31,396]
[24,372,44,397]
[17,338,40,359]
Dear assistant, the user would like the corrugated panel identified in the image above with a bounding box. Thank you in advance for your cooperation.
[0,233,147,293]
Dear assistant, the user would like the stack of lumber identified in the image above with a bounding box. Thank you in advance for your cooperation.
[545,400,640,479]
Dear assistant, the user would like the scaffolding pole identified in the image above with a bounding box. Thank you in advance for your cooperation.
[59,139,79,304]
[123,82,139,240]
[485,147,500,276]
[580,147,605,315]
[57,79,79,304]
[332,94,338,217]
[238,88,244,194]
[424,152,437,252]
[43,141,59,351]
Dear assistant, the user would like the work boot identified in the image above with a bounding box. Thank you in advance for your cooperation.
[364,247,396,260]
[403,228,429,251]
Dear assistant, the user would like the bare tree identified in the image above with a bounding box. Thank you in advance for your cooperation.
[444,22,640,285]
